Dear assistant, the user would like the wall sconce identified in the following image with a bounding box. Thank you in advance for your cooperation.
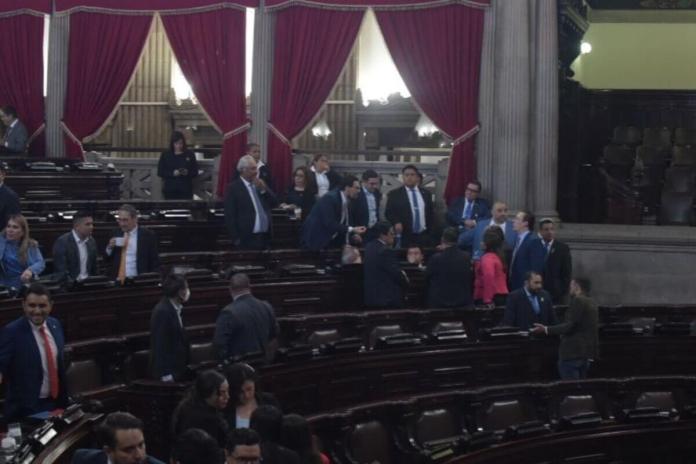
[311,118,332,140]
[415,113,439,138]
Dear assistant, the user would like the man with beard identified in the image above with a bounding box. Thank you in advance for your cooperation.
[501,271,557,330]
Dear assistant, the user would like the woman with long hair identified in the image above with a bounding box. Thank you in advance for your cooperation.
[281,166,318,221]
[0,214,44,289]
[474,226,509,307]
[157,131,199,199]
[172,369,230,447]
[223,363,279,430]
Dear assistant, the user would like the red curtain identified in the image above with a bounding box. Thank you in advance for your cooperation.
[267,6,364,194]
[0,13,46,156]
[162,8,247,197]
[376,4,485,204]
[62,12,152,159]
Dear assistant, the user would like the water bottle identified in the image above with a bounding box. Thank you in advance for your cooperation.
[0,437,17,463]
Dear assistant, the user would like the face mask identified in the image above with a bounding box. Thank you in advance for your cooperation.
[182,288,191,303]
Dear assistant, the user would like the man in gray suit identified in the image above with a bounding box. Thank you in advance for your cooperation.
[213,273,279,361]
[0,106,28,154]
[52,211,98,284]
[531,277,599,380]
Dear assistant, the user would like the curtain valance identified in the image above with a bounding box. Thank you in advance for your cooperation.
[55,0,258,15]
[0,1,51,17]
[264,0,488,12]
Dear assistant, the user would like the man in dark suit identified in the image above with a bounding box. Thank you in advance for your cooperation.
[105,204,160,282]
[426,227,473,308]
[149,274,191,382]
[532,277,599,380]
[301,175,366,250]
[508,210,545,291]
[352,169,382,243]
[501,271,557,330]
[364,221,409,308]
[224,154,278,250]
[52,210,98,285]
[537,218,572,304]
[0,283,68,421]
[213,273,279,361]
[250,405,301,464]
[0,163,20,230]
[0,106,28,154]
[385,164,434,248]
[446,180,491,231]
[458,201,516,260]
[224,428,262,464]
[308,153,342,198]
[71,411,165,464]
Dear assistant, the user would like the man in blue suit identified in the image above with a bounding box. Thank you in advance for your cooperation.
[301,175,366,250]
[71,412,165,464]
[0,283,68,421]
[501,271,557,330]
[446,180,491,231]
[0,106,28,154]
[508,210,545,291]
[352,169,382,243]
[458,201,515,260]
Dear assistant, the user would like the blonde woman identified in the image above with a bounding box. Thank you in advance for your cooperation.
[0,214,44,289]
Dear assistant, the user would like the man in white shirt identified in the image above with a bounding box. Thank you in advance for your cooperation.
[309,154,341,197]
[385,164,434,248]
[52,210,98,284]
[105,204,160,282]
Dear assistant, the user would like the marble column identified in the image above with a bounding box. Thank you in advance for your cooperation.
[475,5,496,199]
[491,0,531,212]
[249,1,275,162]
[45,14,70,159]
[531,0,559,219]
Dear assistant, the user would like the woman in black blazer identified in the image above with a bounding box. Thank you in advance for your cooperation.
[157,131,199,199]
[223,363,279,430]
[281,166,317,221]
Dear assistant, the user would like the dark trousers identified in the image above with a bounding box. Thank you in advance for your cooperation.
[558,358,590,380]
[238,233,270,250]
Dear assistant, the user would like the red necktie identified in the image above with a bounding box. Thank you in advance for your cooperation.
[39,326,59,399]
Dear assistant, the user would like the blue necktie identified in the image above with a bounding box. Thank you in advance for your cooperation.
[529,294,540,314]
[410,188,421,233]
[463,201,473,220]
[249,184,269,232]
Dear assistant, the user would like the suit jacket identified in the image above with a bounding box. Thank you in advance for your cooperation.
[213,294,278,361]
[501,287,557,330]
[105,227,160,278]
[223,178,278,247]
[539,240,572,304]
[352,188,382,229]
[425,246,473,308]
[3,119,28,154]
[71,449,165,464]
[52,231,98,283]
[149,298,190,381]
[0,184,20,230]
[508,234,546,291]
[548,294,599,361]
[385,186,434,245]
[301,189,351,251]
[458,220,516,260]
[0,316,68,420]
[446,197,491,228]
[364,240,407,308]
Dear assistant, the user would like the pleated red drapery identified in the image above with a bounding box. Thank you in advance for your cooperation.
[0,13,46,156]
[376,4,485,204]
[162,8,248,197]
[266,6,364,195]
[62,13,152,159]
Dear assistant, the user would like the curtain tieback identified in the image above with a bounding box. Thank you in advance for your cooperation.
[60,121,85,157]
[267,123,292,147]
[26,122,45,146]
[452,124,480,146]
[223,122,251,140]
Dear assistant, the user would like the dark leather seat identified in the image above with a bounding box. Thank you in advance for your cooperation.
[636,391,676,413]
[189,342,216,364]
[659,191,694,226]
[66,359,103,394]
[675,127,696,147]
[347,420,392,464]
[307,329,342,347]
[672,146,696,166]
[603,145,635,180]
[612,126,642,146]
[480,400,530,432]
[432,321,465,334]
[559,395,598,418]
[643,127,671,149]
[369,324,404,348]
[664,167,695,193]
[125,349,150,380]
[413,408,462,447]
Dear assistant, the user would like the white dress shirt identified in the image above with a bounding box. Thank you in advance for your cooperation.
[30,322,58,399]
[363,187,377,227]
[488,218,507,238]
[406,187,426,233]
[312,166,330,197]
[124,227,139,277]
[241,177,264,233]
[169,298,184,328]
[4,119,17,148]
[71,230,90,280]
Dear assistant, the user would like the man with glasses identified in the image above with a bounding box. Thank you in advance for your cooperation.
[446,180,491,231]
[225,428,262,464]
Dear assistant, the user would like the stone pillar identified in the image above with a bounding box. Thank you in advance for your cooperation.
[491,0,531,212]
[45,14,70,159]
[475,5,496,199]
[531,0,559,219]
[249,1,275,162]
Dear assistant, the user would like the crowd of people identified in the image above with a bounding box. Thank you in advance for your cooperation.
[0,138,600,461]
